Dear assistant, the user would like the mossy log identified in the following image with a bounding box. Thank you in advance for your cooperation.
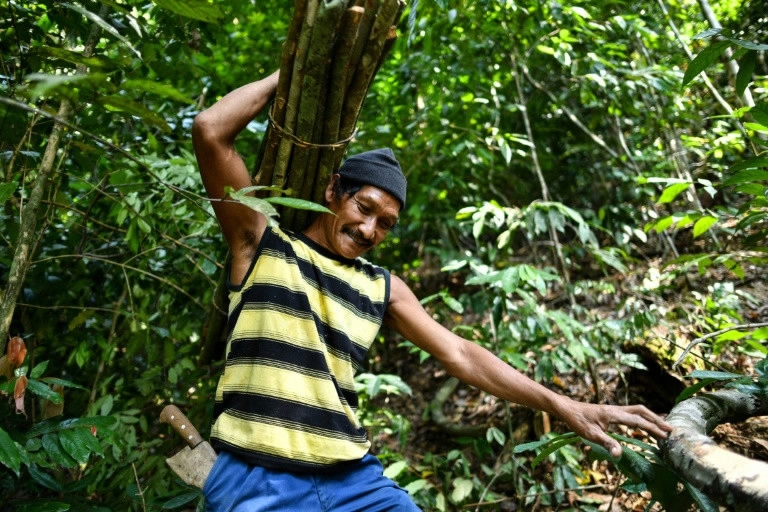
[661,387,768,512]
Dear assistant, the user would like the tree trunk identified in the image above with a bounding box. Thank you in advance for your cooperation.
[661,388,768,512]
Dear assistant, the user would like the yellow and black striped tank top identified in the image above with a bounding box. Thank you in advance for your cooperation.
[210,226,390,472]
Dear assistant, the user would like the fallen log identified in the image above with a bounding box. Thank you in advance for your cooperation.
[661,387,768,512]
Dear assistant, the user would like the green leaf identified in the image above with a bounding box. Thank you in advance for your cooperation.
[683,40,731,87]
[744,122,768,133]
[32,45,111,69]
[265,196,333,214]
[450,477,474,503]
[30,360,49,378]
[41,433,77,468]
[62,3,141,58]
[383,460,408,479]
[162,492,201,509]
[404,478,429,495]
[486,426,506,446]
[682,480,720,512]
[692,216,717,238]
[723,156,768,175]
[735,51,756,97]
[25,72,90,99]
[675,378,716,403]
[748,104,768,128]
[0,182,18,203]
[152,0,225,23]
[27,416,117,438]
[27,464,63,492]
[530,435,581,469]
[513,432,578,454]
[744,339,768,356]
[652,216,675,233]
[58,428,93,464]
[26,379,64,404]
[40,377,88,391]
[440,293,464,314]
[121,79,194,104]
[658,182,690,203]
[0,426,23,476]
[13,500,71,512]
[98,95,171,132]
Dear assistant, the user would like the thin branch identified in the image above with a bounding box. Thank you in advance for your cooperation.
[656,0,754,154]
[673,322,768,369]
[30,253,205,310]
[132,462,147,512]
[511,52,575,306]
[522,69,619,160]
[16,302,129,316]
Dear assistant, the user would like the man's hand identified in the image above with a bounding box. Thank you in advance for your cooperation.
[559,401,673,458]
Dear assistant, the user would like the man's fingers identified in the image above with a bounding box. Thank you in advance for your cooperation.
[591,430,622,458]
[616,406,673,439]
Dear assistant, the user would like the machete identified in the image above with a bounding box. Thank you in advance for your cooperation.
[160,404,217,489]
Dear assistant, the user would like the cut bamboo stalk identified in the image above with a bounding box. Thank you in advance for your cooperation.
[335,0,401,170]
[254,0,307,190]
[270,0,320,193]
[252,0,404,232]
[283,0,346,229]
[312,5,365,206]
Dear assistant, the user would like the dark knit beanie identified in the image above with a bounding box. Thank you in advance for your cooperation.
[337,148,407,209]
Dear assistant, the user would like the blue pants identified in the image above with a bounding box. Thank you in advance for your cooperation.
[203,451,421,511]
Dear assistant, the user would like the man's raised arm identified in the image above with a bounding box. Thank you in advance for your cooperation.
[192,71,278,284]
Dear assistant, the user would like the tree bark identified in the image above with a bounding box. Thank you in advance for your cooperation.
[661,388,768,512]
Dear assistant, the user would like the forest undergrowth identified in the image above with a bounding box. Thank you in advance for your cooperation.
[363,247,768,511]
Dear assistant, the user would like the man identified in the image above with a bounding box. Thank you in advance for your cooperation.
[192,71,672,511]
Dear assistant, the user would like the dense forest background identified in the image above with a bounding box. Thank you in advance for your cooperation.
[1,0,767,510]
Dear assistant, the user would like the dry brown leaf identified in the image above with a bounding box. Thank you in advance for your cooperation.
[14,375,28,417]
[7,336,27,368]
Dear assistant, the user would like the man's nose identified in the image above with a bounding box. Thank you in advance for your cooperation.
[358,216,377,239]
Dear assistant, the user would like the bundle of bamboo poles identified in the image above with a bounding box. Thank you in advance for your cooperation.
[254,0,406,231]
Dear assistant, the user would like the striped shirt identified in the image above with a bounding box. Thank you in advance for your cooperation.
[210,226,390,472]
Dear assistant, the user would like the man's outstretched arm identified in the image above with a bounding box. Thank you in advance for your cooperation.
[192,71,279,284]
[384,275,672,457]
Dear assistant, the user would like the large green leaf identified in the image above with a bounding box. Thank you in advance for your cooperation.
[152,0,225,23]
[26,379,64,403]
[0,182,17,204]
[41,434,77,468]
[121,79,195,104]
[62,3,141,58]
[97,95,172,131]
[0,426,23,476]
[683,40,731,87]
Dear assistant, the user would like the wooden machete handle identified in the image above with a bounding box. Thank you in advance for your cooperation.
[160,404,205,449]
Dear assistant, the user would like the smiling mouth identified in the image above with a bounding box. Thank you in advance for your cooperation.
[343,228,373,249]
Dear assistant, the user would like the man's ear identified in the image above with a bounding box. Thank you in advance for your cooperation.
[325,174,340,203]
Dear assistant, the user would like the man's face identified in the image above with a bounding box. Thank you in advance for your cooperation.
[320,183,400,259]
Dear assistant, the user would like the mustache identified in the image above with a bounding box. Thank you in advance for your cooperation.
[342,227,374,248]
